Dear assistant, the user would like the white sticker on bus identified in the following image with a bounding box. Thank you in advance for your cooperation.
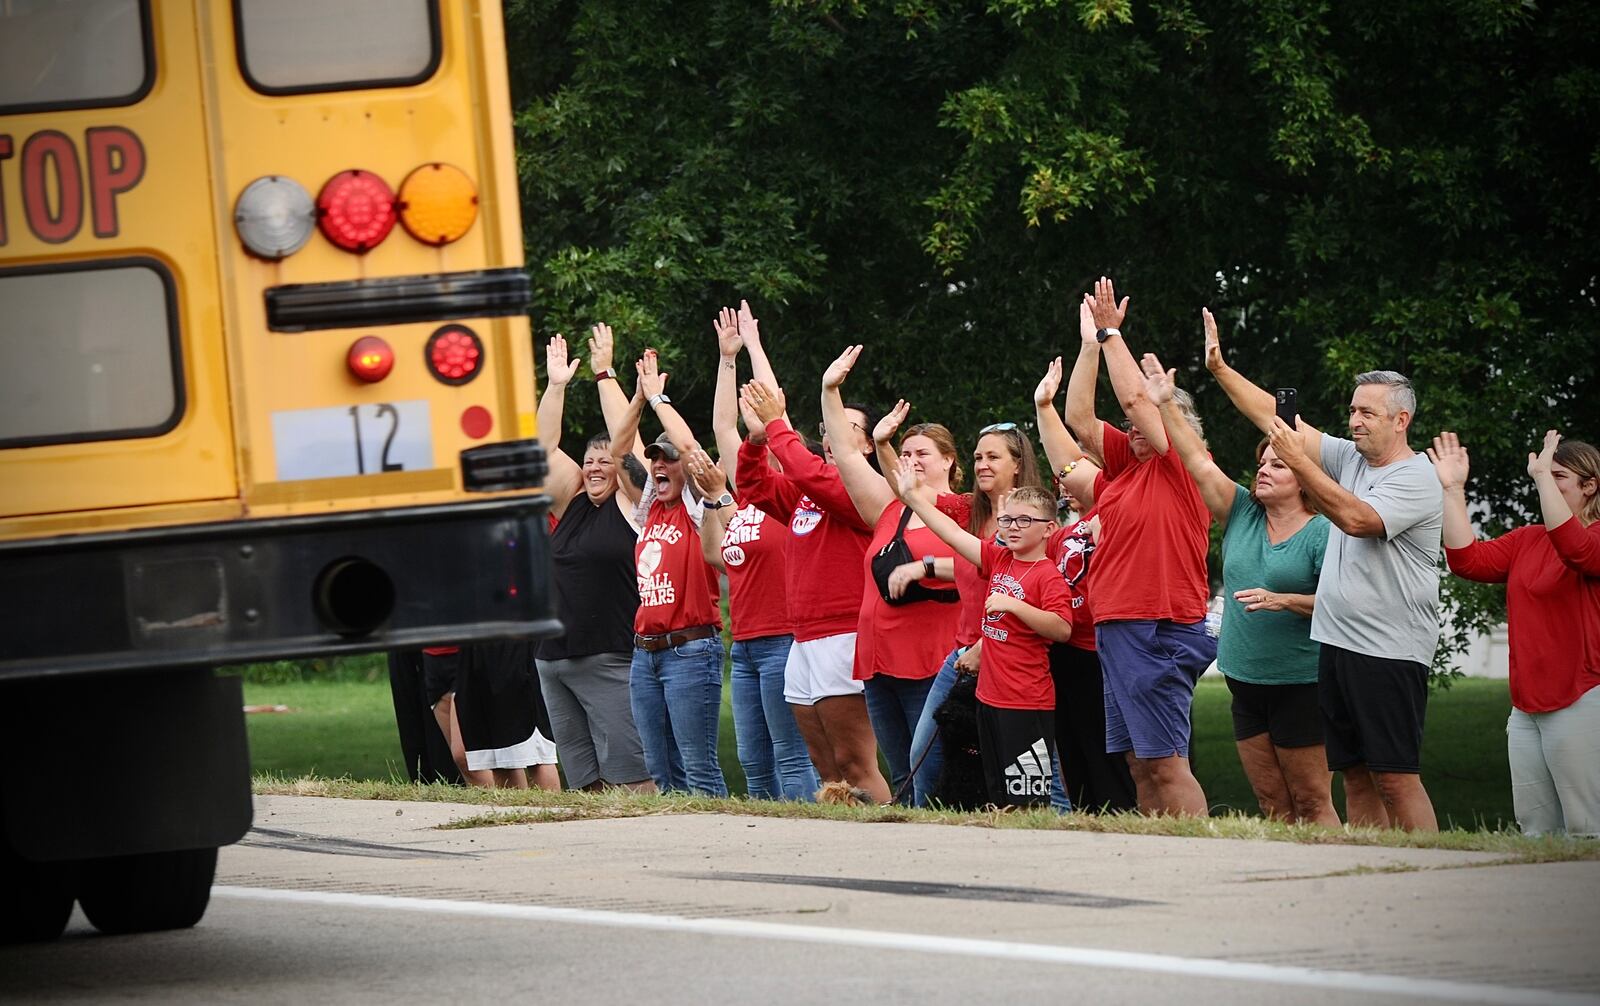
[271,401,433,481]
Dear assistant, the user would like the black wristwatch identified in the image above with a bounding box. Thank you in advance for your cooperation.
[921,555,937,578]
[706,492,735,510]
[1095,327,1121,344]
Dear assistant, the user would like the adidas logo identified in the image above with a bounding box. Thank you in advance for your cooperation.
[1003,737,1051,798]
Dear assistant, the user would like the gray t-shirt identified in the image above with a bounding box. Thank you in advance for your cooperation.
[1309,436,1444,666]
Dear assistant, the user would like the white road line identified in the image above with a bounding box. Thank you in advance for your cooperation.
[213,885,1596,1006]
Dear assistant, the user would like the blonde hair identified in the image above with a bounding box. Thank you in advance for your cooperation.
[902,422,964,492]
[1005,485,1057,517]
[1554,439,1600,524]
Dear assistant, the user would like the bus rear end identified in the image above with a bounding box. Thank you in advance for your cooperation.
[0,0,553,941]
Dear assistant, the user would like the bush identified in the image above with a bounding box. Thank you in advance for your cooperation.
[224,653,390,685]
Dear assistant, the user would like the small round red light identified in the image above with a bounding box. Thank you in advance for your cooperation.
[347,335,395,382]
[424,324,484,386]
[316,169,397,252]
[461,405,493,439]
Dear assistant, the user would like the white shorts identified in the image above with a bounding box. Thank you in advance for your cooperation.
[465,727,558,771]
[783,632,863,705]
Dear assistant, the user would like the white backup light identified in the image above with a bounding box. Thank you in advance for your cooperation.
[234,176,316,260]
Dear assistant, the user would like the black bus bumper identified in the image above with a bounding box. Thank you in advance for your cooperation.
[0,495,559,681]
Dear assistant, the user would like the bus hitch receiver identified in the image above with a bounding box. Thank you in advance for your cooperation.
[461,440,547,493]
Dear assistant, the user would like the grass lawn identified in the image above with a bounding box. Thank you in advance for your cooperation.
[246,674,1516,830]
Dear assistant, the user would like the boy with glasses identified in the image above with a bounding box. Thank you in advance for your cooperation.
[897,463,1074,807]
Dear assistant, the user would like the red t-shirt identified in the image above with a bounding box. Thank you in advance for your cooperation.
[1048,510,1099,651]
[1090,422,1211,623]
[721,502,791,641]
[1445,518,1600,713]
[853,501,962,680]
[931,492,989,648]
[736,425,872,642]
[634,499,722,635]
[976,540,1073,710]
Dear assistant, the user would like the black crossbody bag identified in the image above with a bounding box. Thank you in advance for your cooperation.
[870,505,960,607]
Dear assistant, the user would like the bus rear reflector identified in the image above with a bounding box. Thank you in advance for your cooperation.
[397,163,478,245]
[316,169,396,252]
[235,176,316,260]
[425,325,483,385]
[347,335,395,382]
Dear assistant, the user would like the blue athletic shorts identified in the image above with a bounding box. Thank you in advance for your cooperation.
[1097,619,1216,759]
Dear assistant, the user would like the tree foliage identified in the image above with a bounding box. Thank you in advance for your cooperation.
[506,0,1600,670]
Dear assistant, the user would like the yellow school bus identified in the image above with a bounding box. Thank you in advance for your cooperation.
[0,0,554,940]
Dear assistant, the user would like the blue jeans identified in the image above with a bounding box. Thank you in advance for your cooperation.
[909,646,964,807]
[1050,749,1072,814]
[867,673,937,804]
[630,636,728,796]
[730,634,819,801]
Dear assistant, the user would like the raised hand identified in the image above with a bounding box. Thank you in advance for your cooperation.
[1140,352,1176,406]
[736,299,761,347]
[894,454,925,496]
[1086,276,1129,330]
[823,345,862,391]
[1202,308,1224,373]
[1528,429,1560,481]
[545,333,582,387]
[1427,432,1470,491]
[587,322,616,374]
[1034,357,1064,407]
[685,448,728,498]
[636,349,667,401]
[1078,297,1099,346]
[875,399,911,445]
[715,306,742,358]
[737,396,768,444]
[741,380,787,425]
[1267,416,1305,468]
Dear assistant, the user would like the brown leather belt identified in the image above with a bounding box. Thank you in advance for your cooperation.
[633,624,718,652]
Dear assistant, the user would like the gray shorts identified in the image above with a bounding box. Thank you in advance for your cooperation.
[536,652,650,789]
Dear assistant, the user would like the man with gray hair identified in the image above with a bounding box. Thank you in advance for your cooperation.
[1205,311,1442,832]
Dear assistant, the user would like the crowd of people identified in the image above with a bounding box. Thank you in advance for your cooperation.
[421,278,1600,838]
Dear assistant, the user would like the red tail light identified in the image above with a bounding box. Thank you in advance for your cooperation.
[424,324,483,385]
[347,335,395,382]
[317,169,396,252]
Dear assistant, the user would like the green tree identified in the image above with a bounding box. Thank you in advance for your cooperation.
[507,0,1600,672]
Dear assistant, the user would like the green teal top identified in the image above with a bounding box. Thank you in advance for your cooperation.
[1217,484,1330,685]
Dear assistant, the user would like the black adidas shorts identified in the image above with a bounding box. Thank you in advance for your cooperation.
[977,702,1057,808]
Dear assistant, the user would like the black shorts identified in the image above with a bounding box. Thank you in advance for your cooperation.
[422,648,461,707]
[1225,676,1324,748]
[1317,644,1428,774]
[976,702,1056,808]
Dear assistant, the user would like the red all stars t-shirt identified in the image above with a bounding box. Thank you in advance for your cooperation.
[721,502,791,641]
[977,540,1073,710]
[1048,511,1099,651]
[634,499,723,636]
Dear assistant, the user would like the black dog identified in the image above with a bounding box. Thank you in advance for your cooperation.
[929,671,989,810]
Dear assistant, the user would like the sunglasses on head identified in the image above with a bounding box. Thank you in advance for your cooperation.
[979,422,1019,435]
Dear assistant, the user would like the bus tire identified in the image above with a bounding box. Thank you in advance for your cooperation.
[78,847,217,935]
[0,854,74,944]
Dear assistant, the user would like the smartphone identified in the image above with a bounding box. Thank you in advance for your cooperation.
[1275,388,1298,427]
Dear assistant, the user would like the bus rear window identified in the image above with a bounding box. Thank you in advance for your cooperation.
[0,0,151,114]
[235,0,439,95]
[0,261,183,449]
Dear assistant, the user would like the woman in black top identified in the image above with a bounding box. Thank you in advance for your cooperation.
[533,332,655,792]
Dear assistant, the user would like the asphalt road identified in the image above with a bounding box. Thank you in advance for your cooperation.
[3,795,1598,1005]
